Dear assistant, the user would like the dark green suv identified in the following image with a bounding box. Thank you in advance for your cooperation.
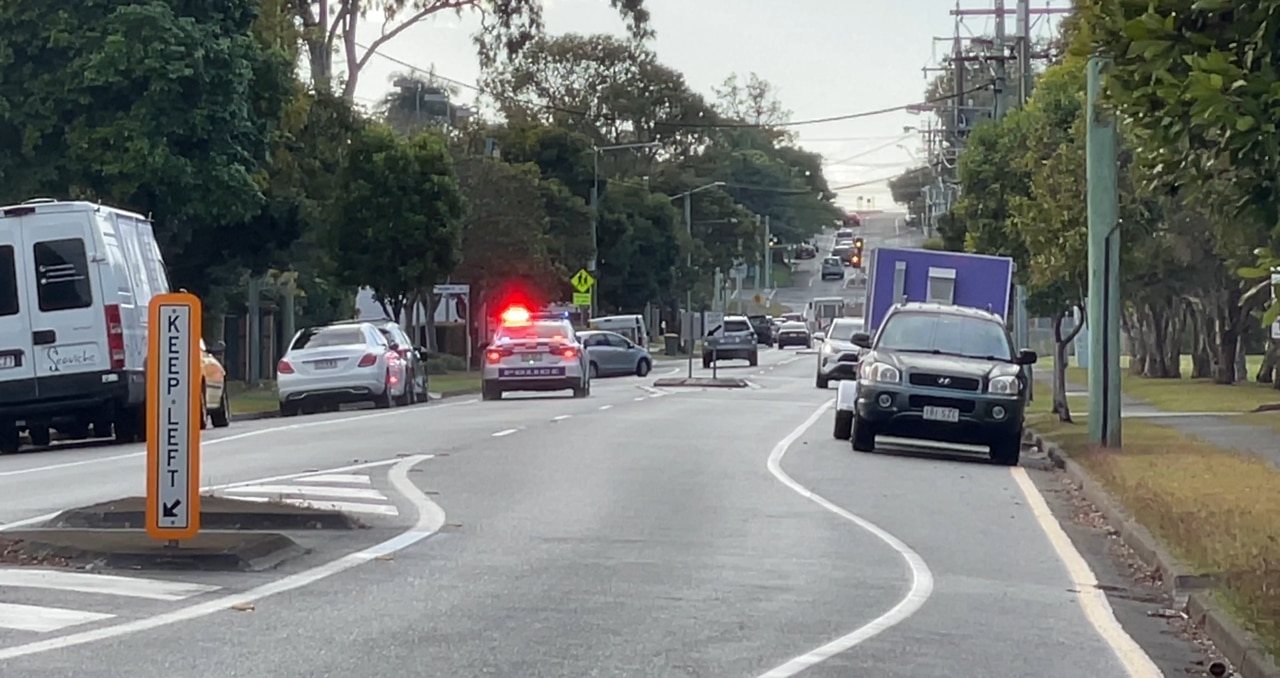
[840,303,1037,465]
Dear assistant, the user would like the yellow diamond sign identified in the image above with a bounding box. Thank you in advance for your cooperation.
[570,269,596,293]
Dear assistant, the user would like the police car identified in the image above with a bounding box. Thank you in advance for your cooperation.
[481,306,591,400]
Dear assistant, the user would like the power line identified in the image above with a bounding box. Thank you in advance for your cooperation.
[356,42,991,130]
[824,134,915,166]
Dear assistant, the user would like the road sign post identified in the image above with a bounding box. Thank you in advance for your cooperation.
[146,292,203,543]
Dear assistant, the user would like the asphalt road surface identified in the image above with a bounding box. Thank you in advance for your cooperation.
[0,226,1217,677]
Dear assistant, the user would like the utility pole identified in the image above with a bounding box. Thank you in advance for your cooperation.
[993,0,1007,120]
[685,195,694,380]
[1016,0,1032,104]
[1086,56,1121,448]
[763,215,772,291]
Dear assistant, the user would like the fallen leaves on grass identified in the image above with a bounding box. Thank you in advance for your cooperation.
[1047,419,1280,659]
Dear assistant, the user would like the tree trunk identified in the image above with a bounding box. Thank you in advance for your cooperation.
[1052,307,1084,423]
[1235,334,1249,383]
[1187,305,1214,378]
[1123,305,1147,376]
[1255,338,1277,384]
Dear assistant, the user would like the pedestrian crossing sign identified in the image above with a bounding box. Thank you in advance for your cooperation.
[570,269,596,293]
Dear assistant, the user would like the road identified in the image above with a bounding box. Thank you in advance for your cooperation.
[0,221,1217,676]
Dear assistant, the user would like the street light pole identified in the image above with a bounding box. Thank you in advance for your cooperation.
[673,181,726,379]
[589,141,660,318]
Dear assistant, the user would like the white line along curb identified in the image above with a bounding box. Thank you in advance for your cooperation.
[757,400,935,677]
[0,453,444,662]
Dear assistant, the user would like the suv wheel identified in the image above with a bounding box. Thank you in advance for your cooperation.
[990,431,1022,466]
[748,352,758,367]
[481,382,502,401]
[851,414,875,452]
[833,410,853,440]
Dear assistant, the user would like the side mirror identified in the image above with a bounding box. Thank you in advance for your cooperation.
[1016,349,1038,365]
[812,332,825,341]
[851,333,872,349]
[208,340,226,354]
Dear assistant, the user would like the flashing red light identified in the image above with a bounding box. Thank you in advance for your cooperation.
[500,305,531,324]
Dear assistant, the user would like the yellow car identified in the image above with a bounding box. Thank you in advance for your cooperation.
[200,339,231,429]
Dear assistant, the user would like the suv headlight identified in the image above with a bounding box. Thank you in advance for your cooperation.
[988,375,1021,395]
[861,362,901,383]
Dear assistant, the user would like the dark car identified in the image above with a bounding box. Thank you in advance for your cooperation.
[703,316,759,367]
[746,314,775,345]
[775,321,811,349]
[332,318,429,404]
[844,303,1037,465]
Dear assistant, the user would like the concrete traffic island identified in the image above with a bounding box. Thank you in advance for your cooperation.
[652,376,750,388]
[0,495,365,571]
[48,495,363,531]
[0,529,304,572]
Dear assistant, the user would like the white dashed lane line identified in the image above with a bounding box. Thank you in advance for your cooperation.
[599,405,612,411]
[551,415,572,422]
[492,428,519,437]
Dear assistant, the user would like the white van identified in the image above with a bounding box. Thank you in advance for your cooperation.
[587,314,649,347]
[0,199,169,452]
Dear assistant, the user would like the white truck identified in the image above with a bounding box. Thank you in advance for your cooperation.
[806,297,847,334]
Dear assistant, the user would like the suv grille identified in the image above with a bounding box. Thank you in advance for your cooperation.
[908,373,980,391]
[908,395,976,413]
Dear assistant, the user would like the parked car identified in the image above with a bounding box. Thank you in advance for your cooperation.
[833,302,1038,465]
[200,339,230,429]
[703,316,758,367]
[746,314,775,345]
[579,330,652,378]
[821,256,845,280]
[331,318,428,404]
[276,322,408,416]
[775,321,812,349]
[0,198,170,452]
[815,317,867,388]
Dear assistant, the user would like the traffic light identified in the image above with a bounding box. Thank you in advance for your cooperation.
[850,252,862,268]
[853,236,864,249]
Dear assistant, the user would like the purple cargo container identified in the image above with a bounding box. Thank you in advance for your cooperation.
[863,247,1015,332]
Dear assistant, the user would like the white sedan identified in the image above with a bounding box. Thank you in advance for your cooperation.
[276,322,408,416]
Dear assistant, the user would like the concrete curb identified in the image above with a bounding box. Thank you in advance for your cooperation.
[1032,431,1280,678]
[228,387,482,423]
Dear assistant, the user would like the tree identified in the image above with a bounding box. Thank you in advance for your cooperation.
[377,68,463,136]
[332,125,463,320]
[0,0,294,296]
[596,184,680,312]
[296,0,652,99]
[888,166,934,219]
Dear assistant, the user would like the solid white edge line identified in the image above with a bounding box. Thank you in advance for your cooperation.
[0,453,444,661]
[757,400,935,678]
[1008,468,1162,678]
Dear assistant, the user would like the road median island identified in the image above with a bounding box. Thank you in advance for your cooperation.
[0,495,373,572]
[652,376,749,389]
[1028,411,1280,676]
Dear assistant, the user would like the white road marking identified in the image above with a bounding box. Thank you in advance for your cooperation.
[633,396,646,401]
[0,454,443,660]
[0,603,114,633]
[1,458,411,533]
[1009,468,1162,677]
[551,415,572,422]
[0,398,474,481]
[223,495,400,517]
[759,400,934,677]
[492,428,518,437]
[292,474,372,485]
[599,405,612,411]
[0,569,220,602]
[220,484,388,501]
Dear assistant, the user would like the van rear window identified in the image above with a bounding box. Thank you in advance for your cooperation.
[0,246,18,317]
[34,239,93,312]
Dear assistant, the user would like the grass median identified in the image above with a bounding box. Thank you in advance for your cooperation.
[226,381,279,415]
[1064,354,1280,416]
[429,371,481,393]
[1027,402,1280,657]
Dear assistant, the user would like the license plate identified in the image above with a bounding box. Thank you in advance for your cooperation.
[498,367,564,378]
[518,353,543,363]
[314,359,339,370]
[0,355,14,369]
[922,406,960,423]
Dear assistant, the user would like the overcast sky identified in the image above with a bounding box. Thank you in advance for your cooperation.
[350,0,1064,209]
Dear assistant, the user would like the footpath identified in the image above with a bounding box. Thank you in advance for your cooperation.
[1029,371,1280,678]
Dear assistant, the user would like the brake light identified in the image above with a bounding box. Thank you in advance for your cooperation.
[104,304,125,370]
[357,352,378,368]
[554,346,578,359]
[277,359,294,374]
[485,349,503,364]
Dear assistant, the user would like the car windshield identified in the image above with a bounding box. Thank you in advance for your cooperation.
[876,312,1013,361]
[722,320,751,333]
[292,326,367,350]
[495,322,571,342]
[826,320,864,341]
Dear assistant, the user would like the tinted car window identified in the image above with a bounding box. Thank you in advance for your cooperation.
[0,246,18,317]
[495,322,572,341]
[877,312,1013,360]
[723,320,752,333]
[292,326,368,350]
[33,238,93,312]
[826,319,864,341]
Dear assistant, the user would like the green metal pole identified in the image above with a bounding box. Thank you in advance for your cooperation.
[1086,56,1122,447]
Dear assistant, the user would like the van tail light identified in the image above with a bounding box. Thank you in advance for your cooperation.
[277,359,294,374]
[357,352,378,368]
[104,304,125,370]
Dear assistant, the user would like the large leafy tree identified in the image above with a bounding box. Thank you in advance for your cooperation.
[0,0,294,296]
[296,0,652,98]
[331,125,463,320]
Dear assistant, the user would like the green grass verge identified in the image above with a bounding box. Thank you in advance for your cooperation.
[1063,354,1280,415]
[429,371,481,393]
[225,381,279,415]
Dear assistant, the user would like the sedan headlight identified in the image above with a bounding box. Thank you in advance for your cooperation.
[988,375,1021,395]
[861,362,901,383]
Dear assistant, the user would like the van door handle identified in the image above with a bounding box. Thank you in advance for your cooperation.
[32,330,56,345]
